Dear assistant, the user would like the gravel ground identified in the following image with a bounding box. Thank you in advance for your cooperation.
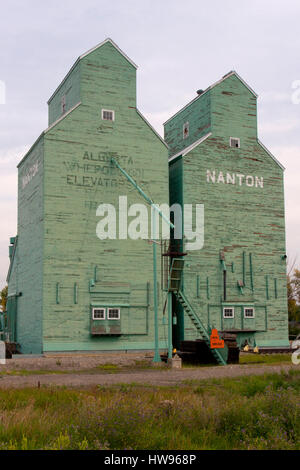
[1,352,154,371]
[0,362,297,389]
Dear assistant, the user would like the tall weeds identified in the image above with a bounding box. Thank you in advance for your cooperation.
[0,370,299,450]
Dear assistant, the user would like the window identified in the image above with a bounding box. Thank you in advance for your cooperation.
[92,308,105,320]
[61,95,66,115]
[183,122,189,139]
[107,308,120,320]
[102,109,115,121]
[244,307,255,318]
[223,307,234,318]
[230,137,240,148]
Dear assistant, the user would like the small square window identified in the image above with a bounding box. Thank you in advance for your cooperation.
[230,137,240,148]
[244,307,255,318]
[92,308,105,320]
[183,122,189,139]
[102,109,115,121]
[107,308,120,320]
[223,307,234,318]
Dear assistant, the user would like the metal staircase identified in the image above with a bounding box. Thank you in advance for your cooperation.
[175,290,227,365]
[169,258,227,366]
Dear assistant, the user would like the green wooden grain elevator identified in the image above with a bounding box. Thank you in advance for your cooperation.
[4,41,289,359]
[5,39,169,355]
[164,71,289,356]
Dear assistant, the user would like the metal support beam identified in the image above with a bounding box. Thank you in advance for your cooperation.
[168,291,173,359]
[152,211,161,362]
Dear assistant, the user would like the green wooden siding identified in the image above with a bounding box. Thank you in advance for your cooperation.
[165,90,211,157]
[165,72,289,348]
[41,41,169,352]
[12,138,44,353]
[48,63,81,126]
[7,48,289,354]
[210,74,257,140]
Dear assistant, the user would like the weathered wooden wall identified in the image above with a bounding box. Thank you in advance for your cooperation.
[7,49,289,354]
[7,40,170,354]
[9,137,45,353]
[165,90,211,157]
[41,41,169,352]
[166,73,289,349]
[48,63,81,126]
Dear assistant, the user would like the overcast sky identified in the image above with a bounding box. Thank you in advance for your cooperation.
[0,0,299,287]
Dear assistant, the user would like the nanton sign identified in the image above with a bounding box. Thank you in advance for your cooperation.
[207,170,264,188]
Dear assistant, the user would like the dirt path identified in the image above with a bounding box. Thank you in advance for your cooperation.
[0,363,297,389]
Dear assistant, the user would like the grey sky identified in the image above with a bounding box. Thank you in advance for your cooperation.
[0,0,299,287]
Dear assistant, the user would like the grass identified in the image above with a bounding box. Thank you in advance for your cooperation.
[181,352,292,369]
[240,353,292,365]
[0,369,68,377]
[93,359,154,373]
[0,369,298,450]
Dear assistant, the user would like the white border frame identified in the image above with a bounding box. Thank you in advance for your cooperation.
[244,307,255,319]
[92,307,106,320]
[229,137,240,148]
[107,307,121,320]
[223,307,235,319]
[101,109,115,121]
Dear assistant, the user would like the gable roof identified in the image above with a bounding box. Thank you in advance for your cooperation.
[168,131,285,171]
[164,71,258,126]
[18,101,82,168]
[136,109,168,148]
[169,132,212,163]
[257,139,285,170]
[80,38,138,68]
[47,38,137,104]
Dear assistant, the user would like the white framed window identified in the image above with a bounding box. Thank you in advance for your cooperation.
[92,307,106,320]
[107,308,120,320]
[101,109,115,121]
[183,121,189,139]
[223,307,234,318]
[230,137,240,148]
[244,307,255,318]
